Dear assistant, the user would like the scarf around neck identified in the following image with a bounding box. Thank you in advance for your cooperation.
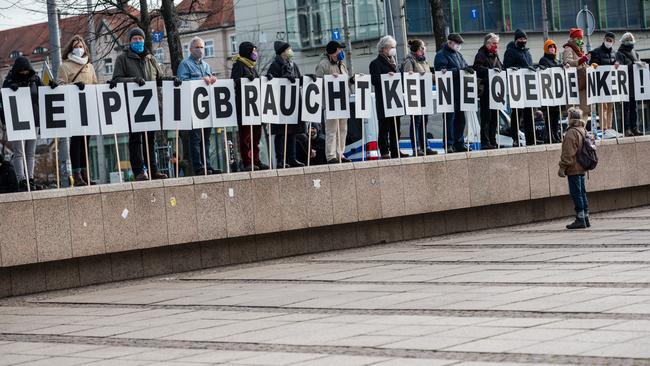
[68,54,89,65]
[232,54,256,69]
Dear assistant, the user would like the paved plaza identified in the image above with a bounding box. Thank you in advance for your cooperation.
[3,207,650,365]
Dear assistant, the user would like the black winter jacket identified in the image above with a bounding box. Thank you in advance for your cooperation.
[473,46,503,97]
[616,44,640,100]
[2,56,43,127]
[266,55,304,134]
[434,44,468,108]
[590,44,617,66]
[538,54,562,68]
[231,58,260,126]
[369,54,398,120]
[503,41,533,69]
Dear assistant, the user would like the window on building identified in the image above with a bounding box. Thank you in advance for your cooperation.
[104,58,113,75]
[229,34,237,55]
[558,0,598,30]
[9,51,22,59]
[603,0,642,29]
[205,40,215,58]
[510,0,543,31]
[405,0,432,34]
[442,0,501,33]
[32,46,47,55]
[154,48,164,64]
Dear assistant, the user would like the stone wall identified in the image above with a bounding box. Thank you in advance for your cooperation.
[2,136,650,297]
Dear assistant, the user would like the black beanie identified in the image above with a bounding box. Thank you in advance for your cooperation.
[514,29,527,40]
[605,31,616,40]
[128,28,145,41]
[238,41,256,58]
[274,40,290,55]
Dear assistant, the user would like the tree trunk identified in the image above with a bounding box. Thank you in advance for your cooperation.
[160,0,183,75]
[139,0,152,51]
[429,0,446,51]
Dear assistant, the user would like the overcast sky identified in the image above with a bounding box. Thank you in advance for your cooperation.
[0,0,49,31]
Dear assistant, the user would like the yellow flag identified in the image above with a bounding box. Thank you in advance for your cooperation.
[41,61,53,86]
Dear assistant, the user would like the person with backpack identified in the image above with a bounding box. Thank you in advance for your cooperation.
[473,33,503,150]
[402,39,436,155]
[55,34,98,186]
[559,107,594,229]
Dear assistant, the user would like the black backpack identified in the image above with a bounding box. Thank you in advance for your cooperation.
[574,128,598,171]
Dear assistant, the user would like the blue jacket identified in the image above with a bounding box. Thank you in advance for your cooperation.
[503,41,533,69]
[434,44,467,72]
[177,55,212,81]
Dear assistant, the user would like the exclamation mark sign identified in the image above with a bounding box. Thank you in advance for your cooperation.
[640,67,645,94]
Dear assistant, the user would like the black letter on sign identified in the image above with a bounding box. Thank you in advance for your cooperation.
[523,73,537,101]
[405,78,418,108]
[438,76,452,106]
[133,89,155,123]
[463,75,475,105]
[193,87,210,120]
[618,70,629,96]
[383,79,402,109]
[328,80,347,111]
[597,70,611,97]
[102,91,121,125]
[8,96,30,131]
[419,78,427,106]
[540,73,553,100]
[587,70,597,99]
[280,84,297,116]
[44,93,66,129]
[357,80,370,111]
[305,84,320,114]
[213,87,233,118]
[508,73,522,102]
[244,85,259,116]
[567,72,578,98]
[79,93,88,127]
[553,72,565,99]
[262,84,277,115]
[173,88,181,121]
[491,75,505,104]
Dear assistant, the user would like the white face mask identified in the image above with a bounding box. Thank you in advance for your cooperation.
[604,41,614,49]
[72,47,85,57]
[453,43,462,52]
[388,48,397,57]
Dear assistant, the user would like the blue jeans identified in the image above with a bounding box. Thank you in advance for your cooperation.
[190,128,213,173]
[445,111,466,149]
[568,174,589,214]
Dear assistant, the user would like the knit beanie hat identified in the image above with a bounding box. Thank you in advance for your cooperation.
[604,32,616,40]
[484,33,499,45]
[238,41,256,58]
[543,39,557,54]
[274,40,290,55]
[128,28,145,41]
[569,28,584,39]
[621,32,635,44]
[514,29,527,40]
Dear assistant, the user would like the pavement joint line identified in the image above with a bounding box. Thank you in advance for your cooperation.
[0,333,648,366]
[306,259,650,266]
[415,244,650,248]
[18,302,650,320]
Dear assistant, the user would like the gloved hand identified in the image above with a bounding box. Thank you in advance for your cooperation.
[134,77,146,87]
[108,79,118,89]
[9,83,19,91]
[74,81,85,90]
[307,74,317,82]
[246,74,255,81]
[348,75,355,83]
[287,75,296,83]
[558,167,566,178]
[464,67,475,74]
[579,55,590,65]
[527,65,537,72]
[49,80,59,89]
[494,68,502,73]
[591,63,599,69]
[173,77,182,87]
[537,65,547,70]
[509,67,519,71]
[266,74,273,81]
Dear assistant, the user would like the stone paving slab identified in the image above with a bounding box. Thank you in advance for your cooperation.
[4,207,650,364]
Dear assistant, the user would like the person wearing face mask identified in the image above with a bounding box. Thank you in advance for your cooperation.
[589,32,618,134]
[231,41,268,171]
[616,32,643,136]
[267,40,310,168]
[56,35,98,186]
[473,33,503,149]
[315,40,351,163]
[401,39,436,156]
[177,36,220,175]
[2,56,43,191]
[538,39,563,143]
[562,28,591,117]
[504,29,536,146]
[111,27,173,181]
[371,35,409,159]
[434,33,474,153]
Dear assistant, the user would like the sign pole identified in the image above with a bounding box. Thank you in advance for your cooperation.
[267,124,272,169]
[496,110,500,149]
[201,128,208,175]
[531,109,537,145]
[411,115,418,156]
[22,140,30,192]
[443,113,448,153]
[283,124,288,168]
[546,106,553,144]
[337,120,342,163]
[55,137,60,188]
[361,119,366,161]
[175,129,179,177]
[250,125,254,172]
[114,133,123,183]
[84,135,90,186]
[223,128,231,174]
[307,122,312,166]
[393,116,401,160]
[144,132,152,180]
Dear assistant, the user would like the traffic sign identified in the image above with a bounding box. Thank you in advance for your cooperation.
[332,29,341,41]
[152,31,165,43]
[576,8,595,36]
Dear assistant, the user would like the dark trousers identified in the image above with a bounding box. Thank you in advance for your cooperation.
[190,128,214,173]
[70,135,88,172]
[445,110,466,149]
[511,108,534,146]
[409,115,428,152]
[568,174,589,214]
[378,117,400,157]
[239,125,262,167]
[545,106,561,143]
[479,97,497,147]
[129,131,158,176]
[274,131,297,165]
[623,99,638,131]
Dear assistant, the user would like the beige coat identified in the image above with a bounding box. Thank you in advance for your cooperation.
[315,53,348,77]
[57,59,98,85]
[559,119,587,176]
[401,54,430,74]
[562,40,589,114]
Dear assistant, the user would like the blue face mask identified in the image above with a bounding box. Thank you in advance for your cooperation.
[131,41,145,54]
[337,51,345,61]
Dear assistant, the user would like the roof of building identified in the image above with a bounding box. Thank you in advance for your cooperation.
[176,0,235,31]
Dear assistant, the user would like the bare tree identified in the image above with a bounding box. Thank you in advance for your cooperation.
[429,0,447,51]
[159,0,182,75]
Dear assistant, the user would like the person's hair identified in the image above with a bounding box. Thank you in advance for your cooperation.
[567,107,583,121]
[189,36,204,48]
[407,39,424,52]
[377,35,396,54]
[61,35,90,61]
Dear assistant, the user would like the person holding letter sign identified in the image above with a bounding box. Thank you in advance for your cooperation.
[538,39,563,143]
[562,28,590,116]
[401,39,436,156]
[589,32,619,133]
[473,33,503,150]
[177,36,221,175]
[503,29,535,146]
[315,40,351,163]
[616,32,643,137]
[267,40,308,168]
[231,42,268,170]
[2,56,42,191]
[434,33,473,153]
[110,28,168,181]
[56,35,98,186]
